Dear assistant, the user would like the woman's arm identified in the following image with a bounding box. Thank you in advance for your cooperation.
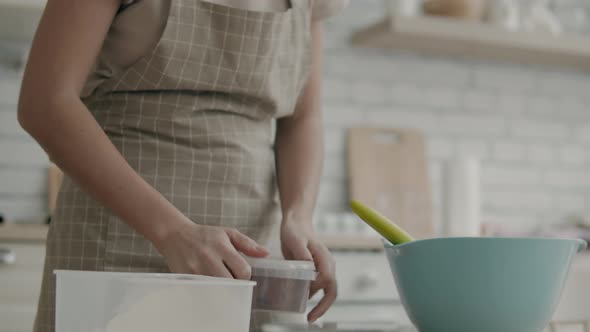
[19,0,265,279]
[275,22,337,322]
[19,0,179,248]
[275,27,324,223]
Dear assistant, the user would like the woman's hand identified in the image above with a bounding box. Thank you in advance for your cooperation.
[156,221,269,280]
[281,220,337,323]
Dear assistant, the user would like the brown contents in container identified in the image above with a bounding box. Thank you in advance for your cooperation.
[251,275,311,313]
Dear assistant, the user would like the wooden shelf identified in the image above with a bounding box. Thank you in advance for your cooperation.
[0,224,381,249]
[352,15,590,71]
[0,0,46,42]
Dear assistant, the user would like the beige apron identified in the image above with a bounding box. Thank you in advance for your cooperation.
[34,1,311,331]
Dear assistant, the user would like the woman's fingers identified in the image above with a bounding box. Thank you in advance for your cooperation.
[310,241,334,275]
[225,228,269,257]
[161,224,266,279]
[208,261,234,279]
[308,279,337,323]
[307,241,337,322]
[289,237,314,261]
[221,245,253,280]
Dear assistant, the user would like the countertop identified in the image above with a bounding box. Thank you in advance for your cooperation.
[2,225,588,257]
[0,224,384,249]
[0,223,48,242]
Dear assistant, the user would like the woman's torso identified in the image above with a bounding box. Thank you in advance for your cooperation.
[77,0,313,259]
[34,2,346,331]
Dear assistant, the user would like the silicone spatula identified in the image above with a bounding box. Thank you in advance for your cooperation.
[350,200,415,245]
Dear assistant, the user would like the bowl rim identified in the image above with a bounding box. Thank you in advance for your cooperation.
[383,237,587,252]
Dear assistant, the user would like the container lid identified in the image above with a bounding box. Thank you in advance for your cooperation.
[246,258,317,281]
[53,270,256,286]
[261,323,409,331]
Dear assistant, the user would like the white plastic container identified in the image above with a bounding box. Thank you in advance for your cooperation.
[247,258,317,331]
[54,270,256,332]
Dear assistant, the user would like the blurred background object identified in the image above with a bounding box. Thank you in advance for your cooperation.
[387,0,422,17]
[521,0,563,35]
[422,0,488,21]
[486,0,520,31]
[552,0,589,35]
[441,156,481,237]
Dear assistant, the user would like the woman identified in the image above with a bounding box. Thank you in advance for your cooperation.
[18,0,346,331]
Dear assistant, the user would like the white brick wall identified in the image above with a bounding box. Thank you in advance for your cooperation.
[317,0,590,230]
[1,0,590,229]
[492,142,526,161]
[527,144,556,164]
[510,119,571,140]
[462,90,498,113]
[0,62,49,221]
[473,64,536,93]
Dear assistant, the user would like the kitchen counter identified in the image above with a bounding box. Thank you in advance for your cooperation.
[0,224,384,249]
[0,224,47,242]
[1,224,588,255]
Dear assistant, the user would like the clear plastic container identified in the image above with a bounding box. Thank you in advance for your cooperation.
[261,322,413,331]
[247,258,317,331]
[251,310,309,331]
[54,270,255,332]
[248,258,317,313]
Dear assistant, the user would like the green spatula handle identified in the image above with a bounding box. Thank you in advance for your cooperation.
[350,200,415,245]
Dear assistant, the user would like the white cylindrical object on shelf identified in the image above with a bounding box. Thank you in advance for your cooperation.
[442,156,481,237]
[340,213,359,235]
[487,0,520,31]
[385,0,421,17]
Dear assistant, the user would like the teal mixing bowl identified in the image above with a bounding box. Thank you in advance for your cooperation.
[384,237,587,332]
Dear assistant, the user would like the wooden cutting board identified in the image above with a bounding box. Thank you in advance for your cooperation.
[348,127,433,239]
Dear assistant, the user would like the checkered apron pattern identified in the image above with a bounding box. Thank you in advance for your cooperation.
[33,1,311,331]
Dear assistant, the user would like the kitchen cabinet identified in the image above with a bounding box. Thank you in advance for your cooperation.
[326,251,398,302]
[0,226,46,332]
[310,250,412,328]
[0,0,46,42]
[550,254,590,332]
[320,303,411,328]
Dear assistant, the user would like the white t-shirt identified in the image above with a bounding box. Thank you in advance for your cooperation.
[83,0,348,96]
[122,0,349,20]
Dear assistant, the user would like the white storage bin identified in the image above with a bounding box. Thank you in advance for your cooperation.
[54,270,255,332]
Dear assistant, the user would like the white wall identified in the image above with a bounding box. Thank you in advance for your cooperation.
[316,0,590,230]
[0,63,47,221]
[1,0,590,228]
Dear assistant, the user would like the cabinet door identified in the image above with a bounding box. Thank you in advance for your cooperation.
[318,303,413,329]
[553,255,590,322]
[0,242,45,332]
[0,304,39,332]
[312,251,398,303]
